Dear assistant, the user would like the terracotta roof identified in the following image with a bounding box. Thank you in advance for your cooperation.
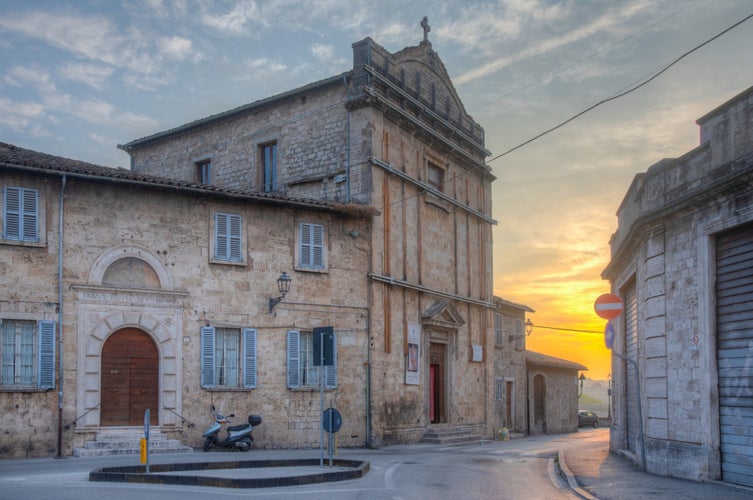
[526,350,587,371]
[493,296,534,313]
[0,141,376,218]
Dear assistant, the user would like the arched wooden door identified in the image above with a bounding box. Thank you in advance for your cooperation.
[101,328,158,426]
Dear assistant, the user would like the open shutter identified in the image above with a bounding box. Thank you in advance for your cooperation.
[22,189,38,241]
[215,214,228,260]
[229,214,242,261]
[201,326,215,388]
[242,328,257,388]
[38,321,55,389]
[325,332,337,389]
[287,330,300,388]
[300,224,312,268]
[312,224,324,268]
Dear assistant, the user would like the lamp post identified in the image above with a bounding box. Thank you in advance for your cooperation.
[578,372,586,397]
[269,271,292,312]
[525,318,533,336]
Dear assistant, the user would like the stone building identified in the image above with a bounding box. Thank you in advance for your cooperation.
[602,85,753,486]
[0,142,372,457]
[492,297,532,435]
[119,23,496,446]
[525,351,585,434]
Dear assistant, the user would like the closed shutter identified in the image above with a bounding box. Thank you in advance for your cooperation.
[242,328,257,388]
[623,282,639,454]
[4,187,38,241]
[38,321,55,389]
[716,223,753,487]
[215,213,242,261]
[287,330,300,388]
[200,326,215,388]
[300,223,324,269]
[325,332,337,389]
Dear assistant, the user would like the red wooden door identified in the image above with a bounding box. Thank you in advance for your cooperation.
[101,328,158,426]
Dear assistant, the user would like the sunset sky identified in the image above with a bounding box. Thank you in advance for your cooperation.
[2,1,753,380]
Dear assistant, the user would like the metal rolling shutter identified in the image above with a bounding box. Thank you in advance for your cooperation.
[716,223,753,487]
[623,283,639,454]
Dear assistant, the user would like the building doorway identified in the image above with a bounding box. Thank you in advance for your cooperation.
[101,328,159,426]
[533,374,546,434]
[429,343,447,424]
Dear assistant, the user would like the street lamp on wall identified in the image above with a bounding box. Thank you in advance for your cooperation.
[578,372,586,397]
[525,318,533,336]
[269,271,292,313]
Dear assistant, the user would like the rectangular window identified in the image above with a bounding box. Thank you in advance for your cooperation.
[3,187,39,242]
[299,223,325,270]
[495,377,504,401]
[197,160,211,184]
[0,319,55,389]
[427,162,444,191]
[287,330,337,389]
[261,142,277,192]
[494,313,504,346]
[200,326,256,389]
[214,213,242,262]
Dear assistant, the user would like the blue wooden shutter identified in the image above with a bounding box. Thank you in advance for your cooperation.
[228,214,242,261]
[242,328,257,388]
[215,214,228,260]
[325,332,337,389]
[286,330,300,388]
[38,321,55,389]
[4,187,38,241]
[300,223,324,269]
[200,326,215,388]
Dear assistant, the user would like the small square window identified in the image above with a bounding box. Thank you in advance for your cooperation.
[427,162,444,191]
[197,160,211,184]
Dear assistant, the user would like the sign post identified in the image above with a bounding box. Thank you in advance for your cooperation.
[594,293,624,320]
[314,326,334,468]
[141,408,150,473]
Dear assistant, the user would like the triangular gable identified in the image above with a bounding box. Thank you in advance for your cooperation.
[422,300,465,330]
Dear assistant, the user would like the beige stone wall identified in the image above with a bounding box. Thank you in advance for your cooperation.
[527,367,579,434]
[0,171,370,457]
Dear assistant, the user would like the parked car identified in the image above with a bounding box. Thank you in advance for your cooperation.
[578,410,599,428]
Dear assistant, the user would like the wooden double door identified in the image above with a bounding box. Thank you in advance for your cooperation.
[101,328,159,426]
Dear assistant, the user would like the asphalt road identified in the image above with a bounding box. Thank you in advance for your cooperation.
[0,431,607,500]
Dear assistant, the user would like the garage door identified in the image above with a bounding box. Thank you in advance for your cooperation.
[623,282,639,455]
[716,223,753,487]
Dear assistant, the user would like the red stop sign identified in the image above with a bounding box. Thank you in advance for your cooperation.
[594,293,623,320]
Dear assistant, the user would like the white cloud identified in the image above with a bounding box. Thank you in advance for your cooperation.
[58,62,115,89]
[311,43,334,61]
[5,65,57,94]
[199,1,266,34]
[158,36,195,61]
[0,97,45,130]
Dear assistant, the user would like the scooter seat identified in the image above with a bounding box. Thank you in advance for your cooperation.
[227,424,247,432]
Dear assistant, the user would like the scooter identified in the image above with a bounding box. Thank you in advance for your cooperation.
[201,405,262,452]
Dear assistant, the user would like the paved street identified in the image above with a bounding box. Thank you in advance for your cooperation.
[0,431,603,500]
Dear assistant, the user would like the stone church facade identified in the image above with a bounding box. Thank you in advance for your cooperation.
[0,23,497,457]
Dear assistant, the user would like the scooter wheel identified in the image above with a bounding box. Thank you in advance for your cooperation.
[238,439,251,452]
[203,437,214,451]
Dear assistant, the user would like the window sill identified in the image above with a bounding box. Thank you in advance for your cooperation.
[209,258,247,267]
[0,387,52,393]
[294,266,328,274]
[202,387,254,392]
[288,387,335,392]
[0,238,46,248]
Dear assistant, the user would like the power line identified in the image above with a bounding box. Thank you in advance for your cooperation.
[530,324,603,335]
[486,11,753,164]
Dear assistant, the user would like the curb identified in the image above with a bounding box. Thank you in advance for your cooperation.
[90,458,370,488]
[557,449,598,500]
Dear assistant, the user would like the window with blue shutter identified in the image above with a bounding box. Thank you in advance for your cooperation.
[3,187,38,242]
[215,213,242,262]
[0,319,53,389]
[242,328,257,388]
[299,223,325,269]
[38,321,55,389]
[287,329,337,389]
[200,326,215,388]
[287,330,300,388]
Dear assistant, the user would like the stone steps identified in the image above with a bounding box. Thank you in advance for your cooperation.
[420,425,487,445]
[73,430,193,457]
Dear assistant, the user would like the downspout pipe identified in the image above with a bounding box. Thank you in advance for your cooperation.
[57,175,66,457]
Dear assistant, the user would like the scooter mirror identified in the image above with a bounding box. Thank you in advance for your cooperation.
[211,405,215,411]
[228,414,235,418]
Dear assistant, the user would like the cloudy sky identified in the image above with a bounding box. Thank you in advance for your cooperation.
[2,1,752,379]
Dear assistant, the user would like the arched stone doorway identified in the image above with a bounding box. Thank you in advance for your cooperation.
[100,328,159,426]
[533,373,546,434]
